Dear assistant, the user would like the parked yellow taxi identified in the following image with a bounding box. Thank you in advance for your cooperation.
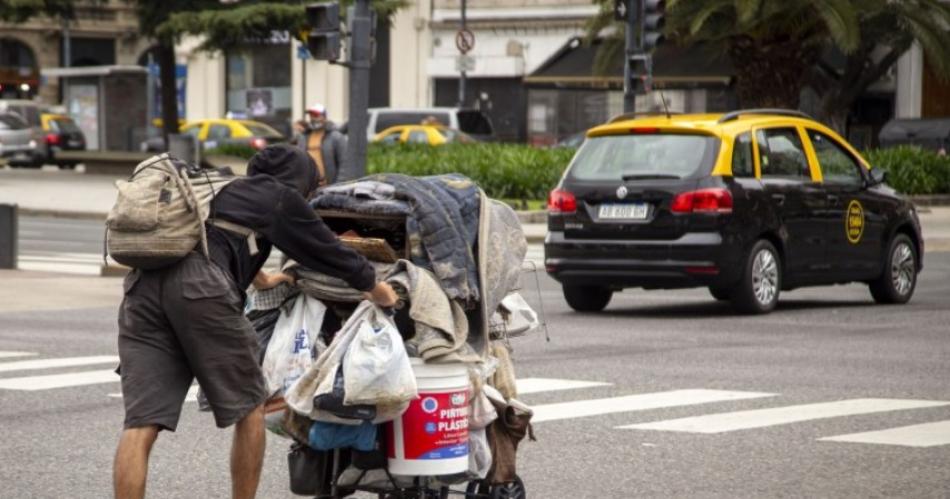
[141,118,284,152]
[372,125,475,146]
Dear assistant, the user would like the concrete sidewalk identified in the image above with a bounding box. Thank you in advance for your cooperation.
[3,167,950,249]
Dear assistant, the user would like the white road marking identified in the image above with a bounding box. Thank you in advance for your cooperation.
[0,369,118,390]
[0,351,37,359]
[516,378,612,395]
[819,420,950,448]
[0,355,118,373]
[622,398,950,434]
[109,385,199,403]
[531,389,776,423]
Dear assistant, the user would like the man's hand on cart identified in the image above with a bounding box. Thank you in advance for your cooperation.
[366,281,399,308]
[253,270,296,290]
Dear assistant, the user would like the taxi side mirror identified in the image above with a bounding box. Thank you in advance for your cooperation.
[867,168,887,188]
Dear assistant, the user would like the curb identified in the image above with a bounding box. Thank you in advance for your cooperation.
[516,210,546,224]
[100,264,130,277]
[909,195,950,207]
[19,208,106,221]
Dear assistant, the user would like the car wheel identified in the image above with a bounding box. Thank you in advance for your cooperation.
[563,285,612,312]
[731,239,781,314]
[708,286,731,301]
[869,234,917,304]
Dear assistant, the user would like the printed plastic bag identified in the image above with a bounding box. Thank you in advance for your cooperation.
[262,294,327,395]
[342,305,417,406]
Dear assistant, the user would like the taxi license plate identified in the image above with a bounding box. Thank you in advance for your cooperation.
[598,203,649,220]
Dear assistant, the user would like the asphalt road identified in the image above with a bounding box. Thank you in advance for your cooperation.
[1,249,949,498]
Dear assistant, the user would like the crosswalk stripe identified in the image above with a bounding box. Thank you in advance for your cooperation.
[0,369,118,390]
[516,378,611,395]
[108,385,199,403]
[531,389,775,423]
[621,398,950,434]
[0,351,36,359]
[819,420,950,448]
[0,355,118,373]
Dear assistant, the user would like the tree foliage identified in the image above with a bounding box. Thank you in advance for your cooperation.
[587,0,950,127]
[0,0,79,22]
[156,0,408,52]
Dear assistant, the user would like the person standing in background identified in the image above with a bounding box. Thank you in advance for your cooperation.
[292,103,347,187]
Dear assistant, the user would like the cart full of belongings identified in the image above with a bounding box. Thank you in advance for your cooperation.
[252,173,540,498]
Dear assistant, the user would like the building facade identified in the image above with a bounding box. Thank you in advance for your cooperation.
[0,0,151,104]
[177,2,948,145]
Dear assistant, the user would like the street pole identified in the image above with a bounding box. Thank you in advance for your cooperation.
[301,54,306,121]
[62,18,71,68]
[622,0,639,113]
[457,0,467,107]
[343,0,372,180]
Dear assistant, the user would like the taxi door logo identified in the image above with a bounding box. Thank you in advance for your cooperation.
[846,200,864,244]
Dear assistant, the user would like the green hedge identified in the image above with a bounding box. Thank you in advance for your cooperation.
[367,143,573,200]
[205,142,574,200]
[864,146,950,195]
[208,141,950,198]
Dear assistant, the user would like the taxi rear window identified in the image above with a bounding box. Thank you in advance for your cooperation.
[568,133,719,181]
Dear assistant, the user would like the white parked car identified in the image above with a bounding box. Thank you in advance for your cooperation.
[365,107,494,142]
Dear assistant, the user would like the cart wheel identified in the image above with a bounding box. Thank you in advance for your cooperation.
[465,480,491,498]
[490,475,526,499]
[378,488,449,499]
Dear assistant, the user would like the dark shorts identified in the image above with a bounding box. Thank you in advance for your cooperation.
[117,253,268,431]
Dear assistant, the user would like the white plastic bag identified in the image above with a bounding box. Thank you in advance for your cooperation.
[498,293,539,338]
[468,428,493,479]
[262,294,327,395]
[343,305,417,406]
[285,301,413,424]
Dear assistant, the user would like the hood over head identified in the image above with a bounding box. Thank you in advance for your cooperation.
[247,144,317,196]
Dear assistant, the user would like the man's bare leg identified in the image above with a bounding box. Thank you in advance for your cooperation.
[231,405,266,499]
[114,425,160,499]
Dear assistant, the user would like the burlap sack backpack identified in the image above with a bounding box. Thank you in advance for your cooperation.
[105,154,257,270]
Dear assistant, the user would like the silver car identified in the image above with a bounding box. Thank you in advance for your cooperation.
[0,113,38,166]
[0,99,48,166]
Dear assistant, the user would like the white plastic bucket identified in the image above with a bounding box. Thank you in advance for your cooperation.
[386,359,470,476]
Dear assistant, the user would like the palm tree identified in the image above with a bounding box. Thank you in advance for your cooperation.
[588,0,950,127]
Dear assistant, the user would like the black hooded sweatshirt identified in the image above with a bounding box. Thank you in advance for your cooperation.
[205,144,376,294]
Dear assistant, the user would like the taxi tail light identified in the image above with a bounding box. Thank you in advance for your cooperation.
[547,188,577,215]
[45,133,60,146]
[630,127,660,134]
[250,137,267,150]
[671,188,733,214]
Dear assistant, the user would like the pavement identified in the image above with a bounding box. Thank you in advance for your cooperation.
[1,257,949,497]
[2,167,949,250]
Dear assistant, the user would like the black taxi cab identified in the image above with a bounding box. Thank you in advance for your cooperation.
[544,109,923,314]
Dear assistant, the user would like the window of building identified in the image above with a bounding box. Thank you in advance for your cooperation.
[226,43,292,136]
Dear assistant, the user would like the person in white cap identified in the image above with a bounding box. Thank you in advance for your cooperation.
[292,103,348,187]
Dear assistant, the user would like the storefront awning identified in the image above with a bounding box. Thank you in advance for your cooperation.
[524,37,733,88]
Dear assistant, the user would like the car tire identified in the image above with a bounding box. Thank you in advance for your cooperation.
[708,286,731,301]
[563,285,612,312]
[869,234,917,305]
[731,239,781,314]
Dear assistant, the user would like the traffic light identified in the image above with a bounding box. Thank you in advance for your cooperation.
[628,53,653,95]
[305,2,341,61]
[641,0,665,50]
